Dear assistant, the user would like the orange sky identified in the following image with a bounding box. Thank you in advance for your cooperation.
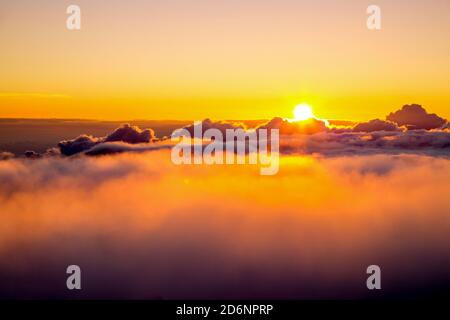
[0,0,449,120]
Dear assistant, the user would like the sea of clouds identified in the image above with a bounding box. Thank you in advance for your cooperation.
[0,151,449,298]
[0,104,449,298]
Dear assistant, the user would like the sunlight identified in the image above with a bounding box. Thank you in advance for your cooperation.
[294,103,314,121]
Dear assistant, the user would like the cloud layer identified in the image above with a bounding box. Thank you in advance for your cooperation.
[0,151,449,299]
[0,104,448,299]
[279,130,450,156]
[2,104,441,159]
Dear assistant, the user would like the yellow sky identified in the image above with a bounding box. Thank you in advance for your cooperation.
[0,0,449,120]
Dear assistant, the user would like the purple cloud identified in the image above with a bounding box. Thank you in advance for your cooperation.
[387,104,447,130]
[352,119,402,132]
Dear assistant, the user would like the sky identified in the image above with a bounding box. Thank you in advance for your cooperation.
[0,0,449,120]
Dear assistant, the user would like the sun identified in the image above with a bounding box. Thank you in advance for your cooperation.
[293,103,314,121]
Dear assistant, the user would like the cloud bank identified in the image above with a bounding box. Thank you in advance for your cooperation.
[0,151,449,299]
[1,103,449,298]
[48,104,449,158]
[279,130,450,156]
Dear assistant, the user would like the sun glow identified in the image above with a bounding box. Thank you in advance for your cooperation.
[293,104,314,121]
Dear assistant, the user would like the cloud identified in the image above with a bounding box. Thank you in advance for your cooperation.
[58,124,156,156]
[0,152,14,160]
[180,119,246,136]
[104,124,156,144]
[0,152,449,299]
[58,135,100,156]
[4,106,449,159]
[170,116,326,137]
[0,153,155,195]
[352,119,402,132]
[279,130,450,156]
[55,125,450,158]
[386,104,447,130]
[24,150,42,159]
[85,141,172,156]
[257,117,328,134]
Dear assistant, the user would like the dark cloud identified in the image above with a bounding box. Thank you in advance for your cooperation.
[44,147,61,157]
[257,117,327,134]
[352,119,402,132]
[387,104,447,130]
[58,135,100,156]
[58,124,156,156]
[24,150,42,159]
[104,124,156,144]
